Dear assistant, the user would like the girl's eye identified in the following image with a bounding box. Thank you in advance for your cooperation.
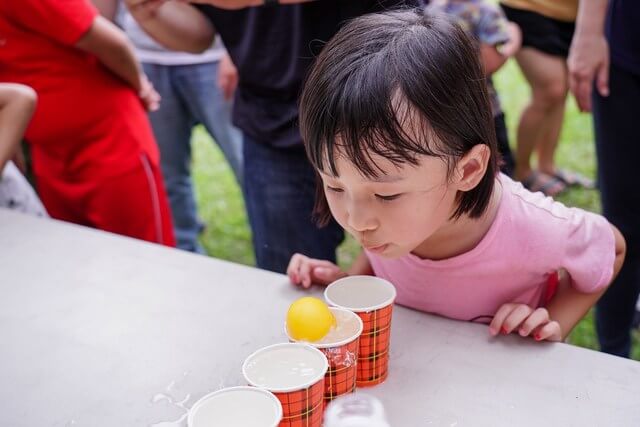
[375,193,401,202]
[326,186,344,194]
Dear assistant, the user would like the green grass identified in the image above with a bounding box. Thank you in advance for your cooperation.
[191,58,639,360]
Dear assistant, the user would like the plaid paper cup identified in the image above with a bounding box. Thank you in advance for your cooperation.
[286,307,363,404]
[324,276,396,387]
[188,386,282,427]
[242,343,328,427]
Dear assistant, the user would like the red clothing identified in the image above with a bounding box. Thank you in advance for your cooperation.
[0,0,175,246]
[38,154,175,246]
[0,0,159,180]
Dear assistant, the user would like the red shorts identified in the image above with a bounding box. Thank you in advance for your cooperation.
[36,154,176,247]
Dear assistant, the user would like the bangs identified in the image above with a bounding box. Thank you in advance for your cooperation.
[314,83,450,178]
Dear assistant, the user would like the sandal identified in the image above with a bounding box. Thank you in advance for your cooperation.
[552,169,595,189]
[521,171,566,197]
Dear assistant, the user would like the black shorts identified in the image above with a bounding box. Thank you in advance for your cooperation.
[501,4,575,58]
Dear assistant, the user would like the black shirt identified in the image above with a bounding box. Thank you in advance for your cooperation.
[197,1,417,147]
[607,0,640,76]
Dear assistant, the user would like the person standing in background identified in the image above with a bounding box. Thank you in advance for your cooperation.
[125,0,418,273]
[568,0,640,358]
[0,0,175,246]
[94,0,243,254]
[500,0,594,196]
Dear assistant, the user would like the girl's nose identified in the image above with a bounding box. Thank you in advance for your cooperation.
[347,203,377,233]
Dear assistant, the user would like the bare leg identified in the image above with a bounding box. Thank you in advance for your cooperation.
[513,48,568,182]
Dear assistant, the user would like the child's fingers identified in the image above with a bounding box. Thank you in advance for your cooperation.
[532,321,562,342]
[299,260,313,288]
[489,303,532,335]
[286,253,305,285]
[518,308,550,337]
[501,304,534,334]
[489,303,517,335]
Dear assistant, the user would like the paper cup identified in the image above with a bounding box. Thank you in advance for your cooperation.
[325,276,396,387]
[286,307,363,404]
[188,386,282,427]
[243,343,328,427]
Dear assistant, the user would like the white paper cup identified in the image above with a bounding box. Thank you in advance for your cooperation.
[325,276,397,387]
[286,308,364,403]
[324,276,396,312]
[188,386,282,427]
[242,343,328,427]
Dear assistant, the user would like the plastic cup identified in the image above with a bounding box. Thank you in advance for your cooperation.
[286,307,363,404]
[188,386,282,427]
[324,276,396,387]
[242,343,328,427]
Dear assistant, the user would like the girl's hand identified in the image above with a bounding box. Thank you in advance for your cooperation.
[489,303,562,342]
[287,253,348,289]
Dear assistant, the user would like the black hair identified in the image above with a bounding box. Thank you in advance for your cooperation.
[300,9,499,226]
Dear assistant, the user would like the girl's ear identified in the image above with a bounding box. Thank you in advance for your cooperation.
[455,144,491,192]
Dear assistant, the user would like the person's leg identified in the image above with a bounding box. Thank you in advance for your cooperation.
[513,48,568,194]
[493,113,515,177]
[176,61,244,187]
[242,136,344,273]
[86,154,176,247]
[593,65,640,358]
[143,63,204,253]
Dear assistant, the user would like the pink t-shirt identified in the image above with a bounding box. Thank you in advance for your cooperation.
[366,175,616,323]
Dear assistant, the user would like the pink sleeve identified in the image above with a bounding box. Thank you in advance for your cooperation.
[6,0,97,46]
[562,209,616,293]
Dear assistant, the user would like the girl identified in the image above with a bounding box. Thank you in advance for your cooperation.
[287,10,625,342]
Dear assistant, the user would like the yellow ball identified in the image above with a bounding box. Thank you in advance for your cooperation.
[286,297,336,342]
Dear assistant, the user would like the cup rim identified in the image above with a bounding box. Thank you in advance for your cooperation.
[285,307,364,348]
[242,342,329,393]
[324,275,397,312]
[187,386,283,427]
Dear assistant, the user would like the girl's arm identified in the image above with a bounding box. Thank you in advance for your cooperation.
[0,84,37,172]
[547,224,626,340]
[490,224,625,341]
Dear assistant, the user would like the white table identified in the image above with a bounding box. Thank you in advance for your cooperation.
[1,208,639,427]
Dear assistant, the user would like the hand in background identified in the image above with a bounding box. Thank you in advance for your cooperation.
[139,74,161,111]
[489,303,562,342]
[500,22,522,58]
[287,253,348,288]
[568,32,609,112]
[217,53,239,101]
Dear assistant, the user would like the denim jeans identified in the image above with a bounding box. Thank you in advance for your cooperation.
[143,61,243,253]
[243,136,344,273]
[593,64,640,358]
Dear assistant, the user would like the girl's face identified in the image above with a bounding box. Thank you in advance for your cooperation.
[320,152,460,258]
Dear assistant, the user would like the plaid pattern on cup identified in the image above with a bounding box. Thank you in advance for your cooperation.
[286,308,363,405]
[273,379,324,427]
[324,276,396,388]
[355,304,393,387]
[243,343,328,427]
[319,336,360,402]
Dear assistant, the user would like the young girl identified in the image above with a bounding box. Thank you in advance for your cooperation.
[287,9,625,342]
